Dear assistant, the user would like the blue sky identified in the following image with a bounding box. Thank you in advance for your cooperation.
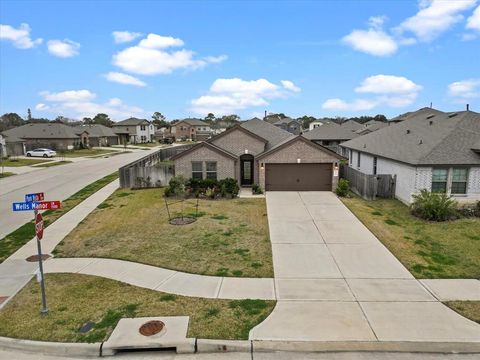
[1,0,479,121]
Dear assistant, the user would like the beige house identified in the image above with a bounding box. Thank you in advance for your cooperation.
[172,119,343,191]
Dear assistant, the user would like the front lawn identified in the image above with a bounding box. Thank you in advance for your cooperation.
[54,188,273,277]
[35,160,73,168]
[0,158,51,167]
[0,172,15,178]
[341,196,480,279]
[0,172,119,263]
[0,273,275,342]
[59,149,120,158]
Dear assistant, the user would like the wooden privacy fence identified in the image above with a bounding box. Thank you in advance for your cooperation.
[340,165,396,200]
[119,144,194,188]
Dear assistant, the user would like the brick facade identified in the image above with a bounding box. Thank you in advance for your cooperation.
[210,128,266,156]
[174,146,235,180]
[258,139,340,190]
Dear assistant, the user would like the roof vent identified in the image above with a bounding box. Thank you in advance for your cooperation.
[363,144,367,148]
[419,139,423,145]
[429,120,433,125]
[406,129,411,134]
[448,113,458,118]
[426,114,435,119]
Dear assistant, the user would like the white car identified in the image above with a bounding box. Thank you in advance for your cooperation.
[26,148,57,158]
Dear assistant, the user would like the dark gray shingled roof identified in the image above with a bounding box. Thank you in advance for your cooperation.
[180,118,209,126]
[340,120,363,131]
[273,117,299,125]
[342,109,480,166]
[355,121,389,135]
[2,123,79,139]
[302,121,360,141]
[240,118,293,149]
[74,124,117,137]
[390,107,444,122]
[115,117,150,126]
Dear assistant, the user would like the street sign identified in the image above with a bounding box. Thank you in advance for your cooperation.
[35,213,44,240]
[32,201,61,211]
[25,192,45,202]
[12,200,61,211]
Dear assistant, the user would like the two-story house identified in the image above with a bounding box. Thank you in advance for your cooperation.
[112,118,155,144]
[170,118,212,141]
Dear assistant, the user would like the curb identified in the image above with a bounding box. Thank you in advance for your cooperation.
[0,336,101,357]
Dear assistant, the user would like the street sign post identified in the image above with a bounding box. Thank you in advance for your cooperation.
[11,193,60,316]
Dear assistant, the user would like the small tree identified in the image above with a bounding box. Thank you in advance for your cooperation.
[335,179,349,197]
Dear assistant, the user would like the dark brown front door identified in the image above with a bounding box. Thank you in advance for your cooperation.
[241,158,254,186]
[265,163,332,191]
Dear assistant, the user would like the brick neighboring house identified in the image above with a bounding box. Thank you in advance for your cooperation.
[1,123,85,152]
[74,124,119,147]
[170,118,212,141]
[303,120,362,155]
[112,118,155,144]
[273,117,302,135]
[341,108,480,204]
[172,118,343,191]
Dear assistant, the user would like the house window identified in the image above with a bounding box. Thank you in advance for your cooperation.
[206,161,217,180]
[192,162,203,179]
[349,150,353,164]
[431,168,448,193]
[357,152,361,168]
[451,168,468,194]
[373,157,377,175]
[140,125,146,131]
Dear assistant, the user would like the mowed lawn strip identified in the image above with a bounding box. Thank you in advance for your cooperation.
[0,172,119,263]
[0,273,275,342]
[341,195,480,279]
[0,158,51,167]
[55,188,273,278]
[59,148,120,158]
[445,301,480,324]
[34,160,73,168]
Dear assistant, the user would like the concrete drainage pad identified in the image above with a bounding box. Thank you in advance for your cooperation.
[102,316,194,355]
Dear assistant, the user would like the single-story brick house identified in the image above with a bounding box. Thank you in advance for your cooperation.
[171,118,343,191]
[341,108,480,204]
[74,124,119,147]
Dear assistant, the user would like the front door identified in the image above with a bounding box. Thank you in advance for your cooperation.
[241,158,254,186]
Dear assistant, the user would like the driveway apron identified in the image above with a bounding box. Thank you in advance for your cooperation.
[249,191,480,343]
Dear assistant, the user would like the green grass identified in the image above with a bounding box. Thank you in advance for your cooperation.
[0,273,275,342]
[0,172,15,178]
[34,160,72,168]
[445,301,480,324]
[0,172,119,263]
[0,158,51,167]
[58,149,120,158]
[341,195,480,279]
[54,188,273,277]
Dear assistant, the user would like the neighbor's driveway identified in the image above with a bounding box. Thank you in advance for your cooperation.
[250,191,480,343]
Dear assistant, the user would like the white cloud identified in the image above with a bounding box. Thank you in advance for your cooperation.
[461,33,477,41]
[0,23,42,49]
[47,39,80,58]
[322,74,422,112]
[190,78,300,115]
[104,72,146,87]
[396,0,477,41]
[342,28,398,56]
[355,75,423,94]
[113,33,226,75]
[368,15,388,30]
[466,5,480,30]
[322,98,378,111]
[112,31,142,44]
[281,80,301,92]
[36,89,144,120]
[40,90,95,102]
[448,78,480,99]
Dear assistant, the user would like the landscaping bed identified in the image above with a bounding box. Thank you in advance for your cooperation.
[0,273,275,342]
[0,158,51,167]
[341,195,480,279]
[0,172,119,263]
[54,188,273,277]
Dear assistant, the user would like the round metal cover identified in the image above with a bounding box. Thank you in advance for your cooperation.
[26,254,51,262]
[139,320,165,336]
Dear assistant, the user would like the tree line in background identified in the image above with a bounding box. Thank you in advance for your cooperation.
[0,109,387,132]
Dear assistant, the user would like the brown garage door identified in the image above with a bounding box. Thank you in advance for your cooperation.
[265,163,332,191]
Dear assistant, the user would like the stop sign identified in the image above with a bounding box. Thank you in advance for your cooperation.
[35,213,44,240]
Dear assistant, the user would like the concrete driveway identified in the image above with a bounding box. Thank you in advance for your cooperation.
[250,191,480,343]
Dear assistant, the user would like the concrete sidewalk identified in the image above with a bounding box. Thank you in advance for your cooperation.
[250,191,480,343]
[0,180,120,309]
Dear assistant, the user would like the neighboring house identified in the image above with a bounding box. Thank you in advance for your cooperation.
[302,121,360,155]
[112,118,155,144]
[1,123,85,152]
[308,120,327,131]
[171,118,343,191]
[170,118,212,141]
[355,121,389,136]
[0,134,6,158]
[341,108,480,204]
[74,124,119,147]
[1,133,25,156]
[273,117,301,135]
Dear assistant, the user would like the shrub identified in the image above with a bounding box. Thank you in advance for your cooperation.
[201,178,219,190]
[165,176,186,197]
[335,178,349,197]
[410,190,458,221]
[252,184,263,195]
[219,178,239,197]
